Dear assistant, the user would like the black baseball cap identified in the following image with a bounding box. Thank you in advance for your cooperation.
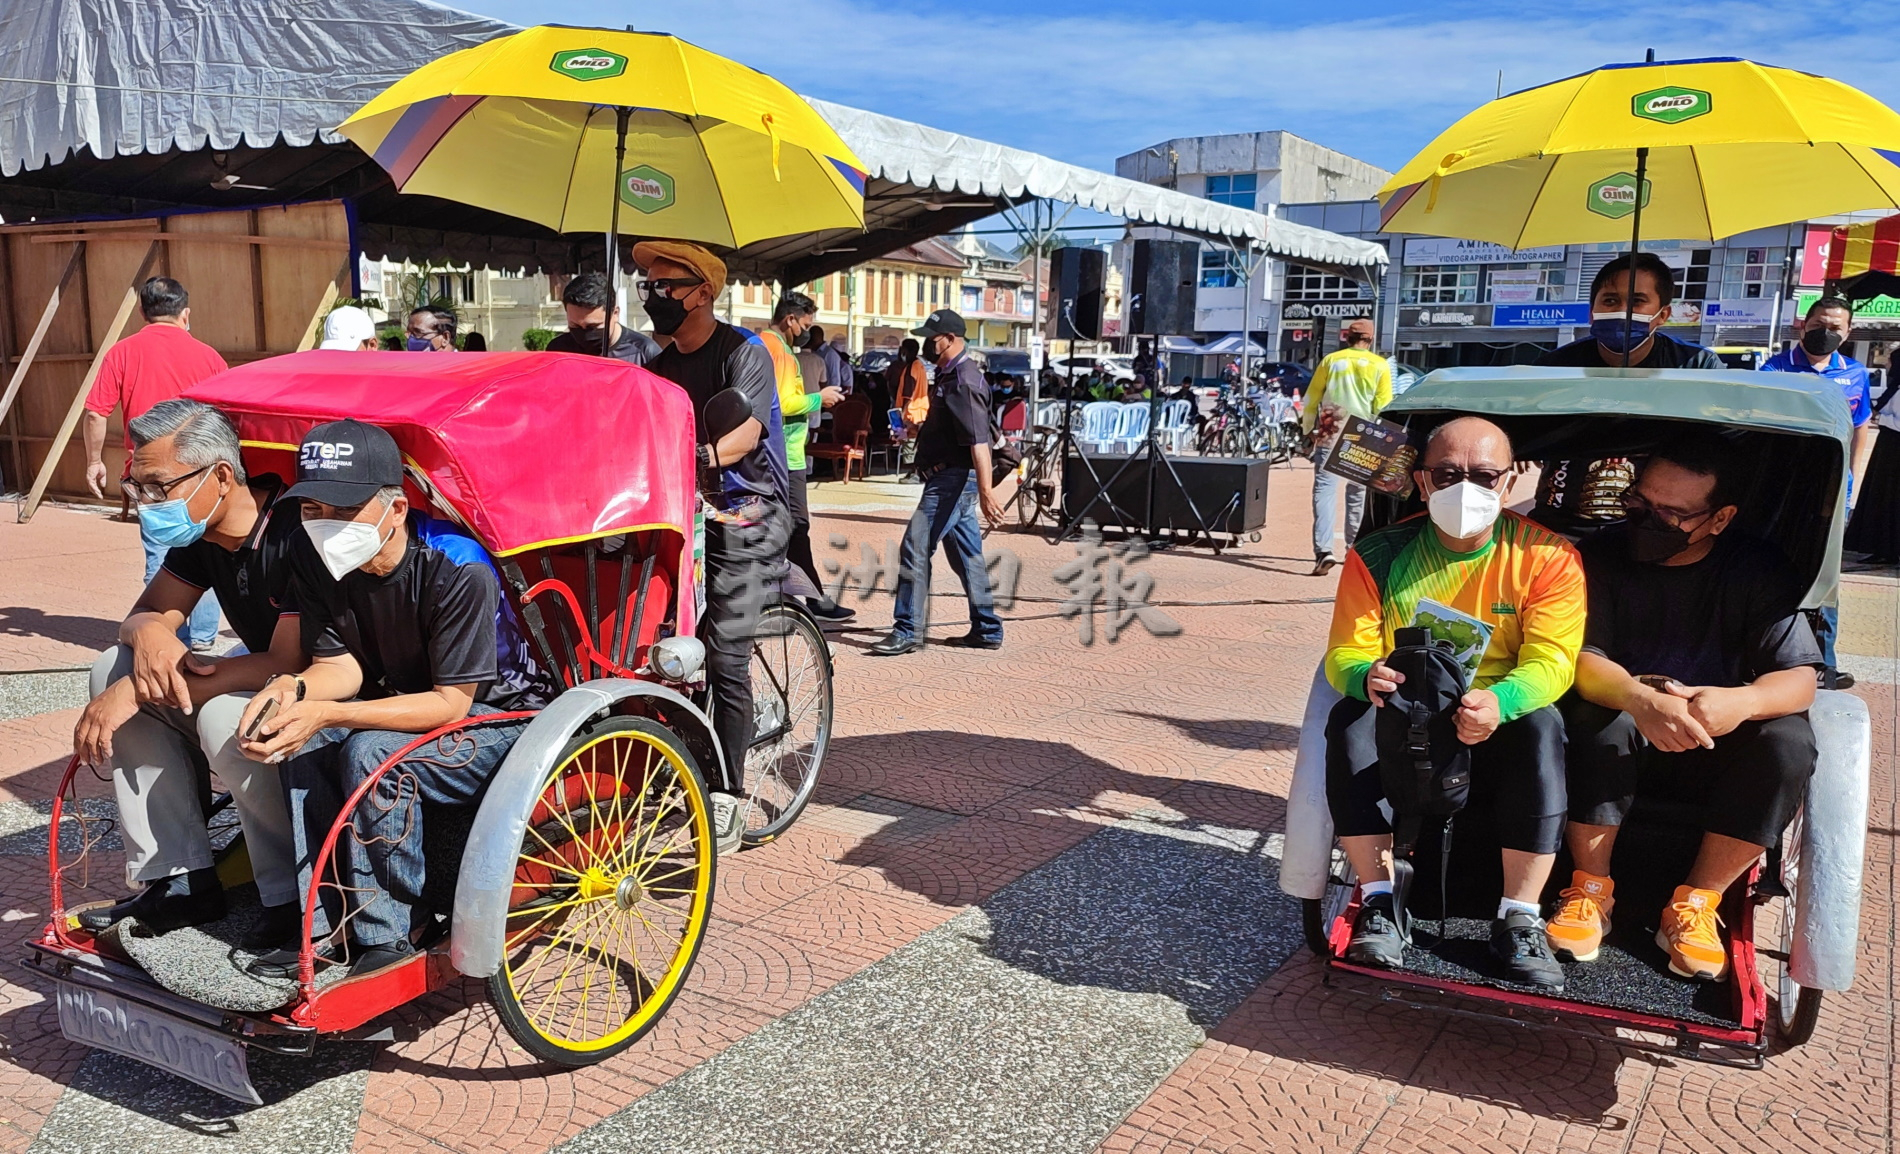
[911,309,966,339]
[284,418,404,506]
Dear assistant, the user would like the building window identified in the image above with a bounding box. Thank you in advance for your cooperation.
[1718,247,1783,300]
[1204,173,1258,210]
[1482,262,1568,303]
[1677,250,1714,302]
[1401,264,1479,304]
[1200,249,1240,289]
[1283,263,1367,301]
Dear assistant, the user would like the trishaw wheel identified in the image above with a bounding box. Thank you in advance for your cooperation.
[740,601,833,845]
[489,716,714,1066]
[1771,809,1823,1046]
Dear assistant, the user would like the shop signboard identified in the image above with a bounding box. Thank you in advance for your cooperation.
[1399,304,1493,328]
[1487,269,1545,304]
[1704,298,1791,324]
[1492,302,1591,327]
[1403,239,1565,266]
[1800,225,1834,286]
[1282,301,1373,320]
[1797,289,1900,320]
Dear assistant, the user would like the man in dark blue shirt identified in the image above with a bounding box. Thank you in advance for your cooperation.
[241,419,547,978]
[1539,254,1723,370]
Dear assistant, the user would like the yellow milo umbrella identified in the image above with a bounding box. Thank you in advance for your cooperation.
[337,26,867,257]
[1378,54,1900,249]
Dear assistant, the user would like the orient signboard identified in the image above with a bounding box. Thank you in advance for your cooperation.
[1282,301,1373,320]
[1399,304,1492,328]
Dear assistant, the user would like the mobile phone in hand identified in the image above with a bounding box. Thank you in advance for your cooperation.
[243,696,280,742]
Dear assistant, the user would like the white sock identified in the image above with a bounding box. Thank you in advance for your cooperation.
[1498,897,1540,920]
[1359,879,1394,899]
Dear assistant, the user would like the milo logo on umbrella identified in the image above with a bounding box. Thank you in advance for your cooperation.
[1632,85,1712,124]
[620,165,676,213]
[1587,172,1652,220]
[550,48,628,80]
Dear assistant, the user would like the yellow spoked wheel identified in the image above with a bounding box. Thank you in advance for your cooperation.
[489,716,714,1066]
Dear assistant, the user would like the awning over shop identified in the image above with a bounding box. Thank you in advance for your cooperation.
[0,0,1386,283]
[1199,334,1270,357]
[1820,213,1900,304]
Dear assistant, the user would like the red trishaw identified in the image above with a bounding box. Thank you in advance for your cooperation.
[30,351,832,1102]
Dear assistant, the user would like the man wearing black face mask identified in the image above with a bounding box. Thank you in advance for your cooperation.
[1539,254,1722,370]
[545,272,661,365]
[1552,434,1820,982]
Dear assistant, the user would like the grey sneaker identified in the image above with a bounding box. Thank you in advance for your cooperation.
[709,791,745,856]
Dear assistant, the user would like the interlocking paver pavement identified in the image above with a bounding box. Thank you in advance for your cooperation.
[0,465,1893,1153]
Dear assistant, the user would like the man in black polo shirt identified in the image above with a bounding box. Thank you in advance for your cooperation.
[239,420,549,977]
[1539,254,1722,370]
[634,239,790,854]
[544,271,662,365]
[870,309,1005,657]
[72,398,307,943]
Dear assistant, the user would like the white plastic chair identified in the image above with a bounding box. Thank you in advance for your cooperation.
[1113,402,1151,453]
[1154,399,1194,452]
[1080,401,1121,451]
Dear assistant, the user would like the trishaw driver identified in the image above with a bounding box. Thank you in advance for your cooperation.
[1552,435,1820,981]
[1324,417,1585,989]
[635,239,793,854]
[239,420,549,979]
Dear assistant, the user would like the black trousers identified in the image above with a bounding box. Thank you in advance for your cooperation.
[1563,700,1815,848]
[699,497,791,793]
[1325,697,1568,854]
[784,465,824,594]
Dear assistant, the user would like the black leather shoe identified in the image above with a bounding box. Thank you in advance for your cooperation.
[348,939,417,978]
[940,632,1002,650]
[76,867,225,934]
[867,633,923,657]
[239,902,304,952]
[246,938,344,980]
[806,598,857,623]
[1491,910,1565,989]
[1345,892,1407,969]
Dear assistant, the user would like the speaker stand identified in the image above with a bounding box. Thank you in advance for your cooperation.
[1059,366,1228,552]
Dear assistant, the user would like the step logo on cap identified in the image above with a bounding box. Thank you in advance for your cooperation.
[620,165,676,213]
[550,48,629,81]
[1587,171,1652,220]
[1632,86,1712,124]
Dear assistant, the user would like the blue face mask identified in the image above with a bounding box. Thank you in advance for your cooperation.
[136,471,222,548]
[1589,311,1659,355]
[405,336,434,352]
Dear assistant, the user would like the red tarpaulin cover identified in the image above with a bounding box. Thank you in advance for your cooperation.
[186,350,696,556]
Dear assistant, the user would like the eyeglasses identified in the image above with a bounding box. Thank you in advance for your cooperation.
[1425,466,1508,491]
[1621,491,1715,530]
[636,277,705,300]
[121,464,210,506]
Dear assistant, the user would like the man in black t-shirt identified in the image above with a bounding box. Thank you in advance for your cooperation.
[239,420,548,978]
[634,240,790,854]
[544,272,662,364]
[869,310,1005,657]
[72,399,307,944]
[1538,254,1723,370]
[1548,434,1820,982]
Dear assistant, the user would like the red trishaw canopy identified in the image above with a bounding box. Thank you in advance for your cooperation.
[186,350,696,557]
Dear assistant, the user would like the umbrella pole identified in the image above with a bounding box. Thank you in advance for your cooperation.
[606,106,631,358]
[1623,145,1649,368]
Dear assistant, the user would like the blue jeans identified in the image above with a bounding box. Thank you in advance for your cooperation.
[141,522,221,649]
[1816,605,1839,672]
[890,466,1003,643]
[286,706,526,947]
[1310,447,1365,560]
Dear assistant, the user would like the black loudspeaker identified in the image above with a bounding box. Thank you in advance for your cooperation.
[1129,239,1199,335]
[1062,454,1269,537]
[1049,246,1105,341]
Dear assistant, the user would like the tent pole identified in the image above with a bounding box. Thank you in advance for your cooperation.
[1623,144,1649,369]
[607,106,630,358]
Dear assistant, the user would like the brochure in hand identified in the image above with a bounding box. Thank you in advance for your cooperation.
[1410,597,1492,683]
[1323,415,1415,491]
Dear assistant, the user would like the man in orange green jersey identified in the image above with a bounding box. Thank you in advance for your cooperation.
[1323,416,1585,989]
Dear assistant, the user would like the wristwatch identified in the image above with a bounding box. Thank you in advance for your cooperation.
[272,673,306,701]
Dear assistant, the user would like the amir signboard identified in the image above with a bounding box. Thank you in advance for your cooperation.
[1403,239,1565,267]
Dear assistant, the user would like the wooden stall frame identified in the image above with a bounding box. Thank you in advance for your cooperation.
[0,242,85,509]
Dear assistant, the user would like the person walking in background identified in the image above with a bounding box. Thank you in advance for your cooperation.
[1302,318,1392,577]
[762,293,850,624]
[83,276,229,652]
[318,306,380,352]
[545,272,660,365]
[405,308,456,352]
[869,310,1004,657]
[1761,295,1872,689]
[815,326,853,395]
[889,338,930,481]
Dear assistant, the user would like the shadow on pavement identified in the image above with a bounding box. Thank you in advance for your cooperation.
[0,604,120,653]
[1112,710,1300,751]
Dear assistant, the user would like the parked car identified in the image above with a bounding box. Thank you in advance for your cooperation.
[1388,359,1430,395]
[1049,355,1136,383]
[857,347,897,375]
[1713,346,1770,370]
[1251,361,1313,393]
[972,348,1033,378]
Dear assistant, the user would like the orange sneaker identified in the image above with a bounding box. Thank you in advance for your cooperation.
[1656,885,1728,980]
[1546,871,1614,962]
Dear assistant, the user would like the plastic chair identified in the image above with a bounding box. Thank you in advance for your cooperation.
[1080,401,1120,452]
[1034,400,1065,431]
[1154,399,1194,452]
[998,399,1027,441]
[1112,402,1150,453]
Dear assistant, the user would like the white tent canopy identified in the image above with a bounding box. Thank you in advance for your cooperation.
[1198,334,1271,357]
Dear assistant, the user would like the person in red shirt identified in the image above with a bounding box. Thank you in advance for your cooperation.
[83,277,231,650]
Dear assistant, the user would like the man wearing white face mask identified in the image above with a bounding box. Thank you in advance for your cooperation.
[1540,254,1722,370]
[237,419,550,978]
[1323,417,1587,988]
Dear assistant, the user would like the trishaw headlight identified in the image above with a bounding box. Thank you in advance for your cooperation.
[647,636,705,683]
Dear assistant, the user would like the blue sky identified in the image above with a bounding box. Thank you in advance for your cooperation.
[475,0,1900,178]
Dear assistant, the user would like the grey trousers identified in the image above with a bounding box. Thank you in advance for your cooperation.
[1310,448,1366,560]
[90,646,299,906]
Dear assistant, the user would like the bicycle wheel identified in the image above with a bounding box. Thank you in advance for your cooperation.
[1772,809,1824,1045]
[740,601,833,845]
[490,716,714,1066]
[1012,453,1044,528]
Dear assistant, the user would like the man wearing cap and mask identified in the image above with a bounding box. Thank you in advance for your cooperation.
[1540,254,1721,370]
[1323,417,1584,989]
[634,239,791,854]
[1551,434,1818,983]
[239,419,549,978]
[1302,318,1393,577]
[869,309,1005,657]
[319,306,381,352]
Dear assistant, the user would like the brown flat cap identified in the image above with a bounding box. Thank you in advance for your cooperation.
[632,240,728,297]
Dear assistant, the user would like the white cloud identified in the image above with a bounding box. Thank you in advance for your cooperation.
[480,0,1900,173]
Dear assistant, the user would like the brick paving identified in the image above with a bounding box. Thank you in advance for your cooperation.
[0,465,1893,1153]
